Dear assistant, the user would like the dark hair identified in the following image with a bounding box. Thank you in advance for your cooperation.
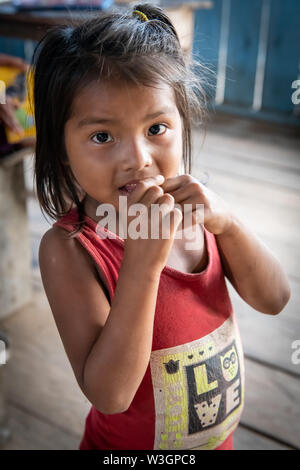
[32,2,209,236]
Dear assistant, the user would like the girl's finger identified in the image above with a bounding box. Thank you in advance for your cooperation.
[166,186,189,204]
[169,207,183,234]
[160,175,190,193]
[126,175,164,203]
[138,184,165,207]
[167,182,205,205]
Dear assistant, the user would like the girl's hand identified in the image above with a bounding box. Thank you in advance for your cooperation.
[121,175,183,277]
[161,174,234,235]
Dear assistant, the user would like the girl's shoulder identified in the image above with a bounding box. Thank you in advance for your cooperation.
[39,225,100,286]
[39,225,82,265]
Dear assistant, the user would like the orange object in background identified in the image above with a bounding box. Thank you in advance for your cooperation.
[0,65,35,144]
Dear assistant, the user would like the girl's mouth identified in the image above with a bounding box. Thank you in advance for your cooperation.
[118,184,137,195]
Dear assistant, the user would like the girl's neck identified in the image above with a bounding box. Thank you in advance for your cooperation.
[83,195,99,223]
[83,195,124,237]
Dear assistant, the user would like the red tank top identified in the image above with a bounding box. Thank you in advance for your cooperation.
[53,208,244,450]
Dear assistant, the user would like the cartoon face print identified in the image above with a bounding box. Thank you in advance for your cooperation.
[220,344,238,382]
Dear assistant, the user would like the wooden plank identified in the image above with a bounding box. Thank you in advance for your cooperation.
[1,403,81,450]
[193,115,300,169]
[234,425,291,450]
[202,171,299,240]
[208,171,300,219]
[242,358,300,449]
[200,170,300,228]
[0,293,91,437]
[201,137,300,172]
[195,146,300,190]
[193,119,300,188]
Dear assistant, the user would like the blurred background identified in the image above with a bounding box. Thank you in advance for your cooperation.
[0,0,299,450]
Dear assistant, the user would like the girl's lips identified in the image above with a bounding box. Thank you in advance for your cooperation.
[119,183,138,195]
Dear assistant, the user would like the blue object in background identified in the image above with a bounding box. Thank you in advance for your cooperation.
[0,37,26,61]
[223,0,262,109]
[262,0,300,115]
[193,0,300,126]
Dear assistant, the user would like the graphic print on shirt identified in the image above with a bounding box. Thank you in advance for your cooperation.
[150,315,244,450]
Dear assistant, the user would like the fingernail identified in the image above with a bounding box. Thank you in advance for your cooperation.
[156,174,165,181]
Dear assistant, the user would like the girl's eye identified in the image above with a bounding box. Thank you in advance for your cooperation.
[148,124,167,136]
[91,132,113,144]
[91,126,166,143]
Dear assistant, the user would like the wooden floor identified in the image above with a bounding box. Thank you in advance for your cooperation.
[0,113,299,450]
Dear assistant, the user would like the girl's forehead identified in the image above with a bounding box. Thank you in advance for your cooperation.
[70,79,178,118]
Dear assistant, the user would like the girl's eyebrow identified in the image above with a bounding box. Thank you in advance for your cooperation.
[77,106,176,128]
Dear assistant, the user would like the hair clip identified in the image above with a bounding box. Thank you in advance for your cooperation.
[132,10,149,23]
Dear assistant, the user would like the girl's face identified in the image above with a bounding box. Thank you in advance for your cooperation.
[64,78,183,220]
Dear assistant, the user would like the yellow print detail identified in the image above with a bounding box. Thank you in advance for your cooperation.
[150,316,245,450]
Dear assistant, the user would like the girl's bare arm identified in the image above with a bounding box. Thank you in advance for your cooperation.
[39,227,161,415]
[215,215,291,315]
[82,257,161,414]
[161,175,290,316]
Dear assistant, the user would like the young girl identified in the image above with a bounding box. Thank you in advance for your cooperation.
[33,3,290,451]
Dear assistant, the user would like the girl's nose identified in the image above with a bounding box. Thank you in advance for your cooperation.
[120,139,152,171]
